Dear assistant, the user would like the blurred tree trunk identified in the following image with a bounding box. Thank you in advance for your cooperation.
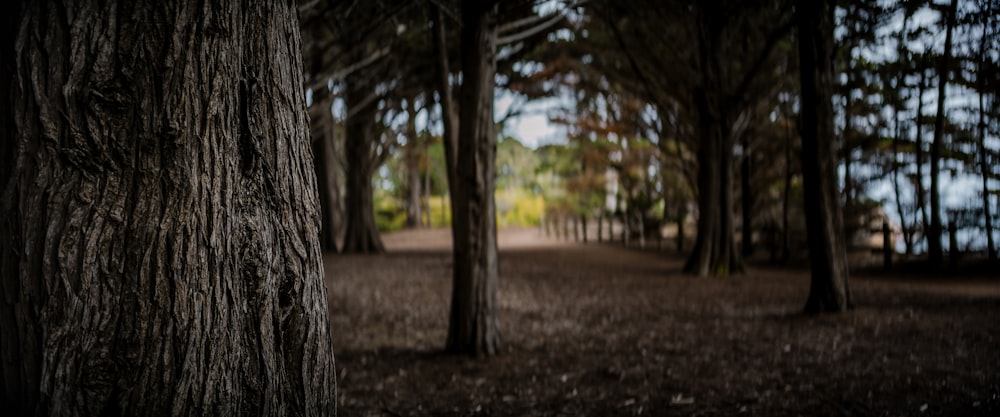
[842,86,854,210]
[976,14,996,261]
[597,208,605,243]
[891,118,914,255]
[342,66,385,253]
[0,1,336,415]
[928,0,958,265]
[915,67,930,236]
[310,86,344,252]
[796,0,852,313]
[891,15,914,256]
[741,133,754,257]
[447,0,502,357]
[782,102,794,264]
[683,5,742,277]
[430,2,459,221]
[404,100,423,229]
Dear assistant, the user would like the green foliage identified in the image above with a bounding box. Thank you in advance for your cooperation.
[374,193,408,232]
[426,196,453,228]
[497,188,545,227]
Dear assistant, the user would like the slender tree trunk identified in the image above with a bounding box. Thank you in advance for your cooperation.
[431,3,459,223]
[677,204,687,253]
[404,102,423,229]
[1,2,335,415]
[310,87,343,252]
[978,47,996,261]
[842,90,853,210]
[423,153,433,227]
[597,207,605,243]
[741,134,754,257]
[447,0,502,357]
[892,117,914,255]
[892,14,913,256]
[928,0,958,265]
[342,73,384,253]
[915,69,930,237]
[782,107,794,264]
[796,0,852,313]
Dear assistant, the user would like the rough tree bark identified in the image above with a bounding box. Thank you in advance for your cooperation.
[446,0,502,357]
[796,0,853,313]
[342,68,385,254]
[0,1,336,416]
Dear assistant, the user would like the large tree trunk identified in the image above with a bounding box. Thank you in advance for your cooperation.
[0,2,336,415]
[928,0,958,264]
[683,7,741,277]
[310,87,344,252]
[796,0,852,313]
[446,0,502,357]
[684,103,740,276]
[342,71,384,254]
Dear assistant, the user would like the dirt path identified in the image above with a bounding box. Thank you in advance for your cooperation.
[326,228,1000,416]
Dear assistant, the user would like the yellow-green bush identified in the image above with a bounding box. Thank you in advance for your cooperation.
[497,189,544,227]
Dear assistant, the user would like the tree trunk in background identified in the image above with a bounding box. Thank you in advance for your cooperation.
[684,6,741,277]
[915,68,929,237]
[892,119,914,255]
[404,102,423,229]
[0,1,336,415]
[977,35,996,261]
[782,110,793,263]
[310,87,343,252]
[891,15,913,256]
[447,0,502,357]
[597,208,605,243]
[342,70,385,254]
[431,3,459,225]
[928,0,958,265]
[741,135,754,257]
[842,89,853,210]
[796,0,852,313]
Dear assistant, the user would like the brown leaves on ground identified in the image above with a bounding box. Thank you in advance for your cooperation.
[326,228,1000,416]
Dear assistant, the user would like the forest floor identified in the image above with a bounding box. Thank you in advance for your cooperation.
[325,228,1000,417]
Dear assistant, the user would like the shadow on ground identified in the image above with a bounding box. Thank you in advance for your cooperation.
[325,228,1000,416]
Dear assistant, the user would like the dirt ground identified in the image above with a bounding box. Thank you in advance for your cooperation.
[325,228,1000,416]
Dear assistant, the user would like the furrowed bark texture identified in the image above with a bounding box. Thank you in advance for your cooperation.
[0,1,336,416]
[446,0,502,357]
[796,0,852,313]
